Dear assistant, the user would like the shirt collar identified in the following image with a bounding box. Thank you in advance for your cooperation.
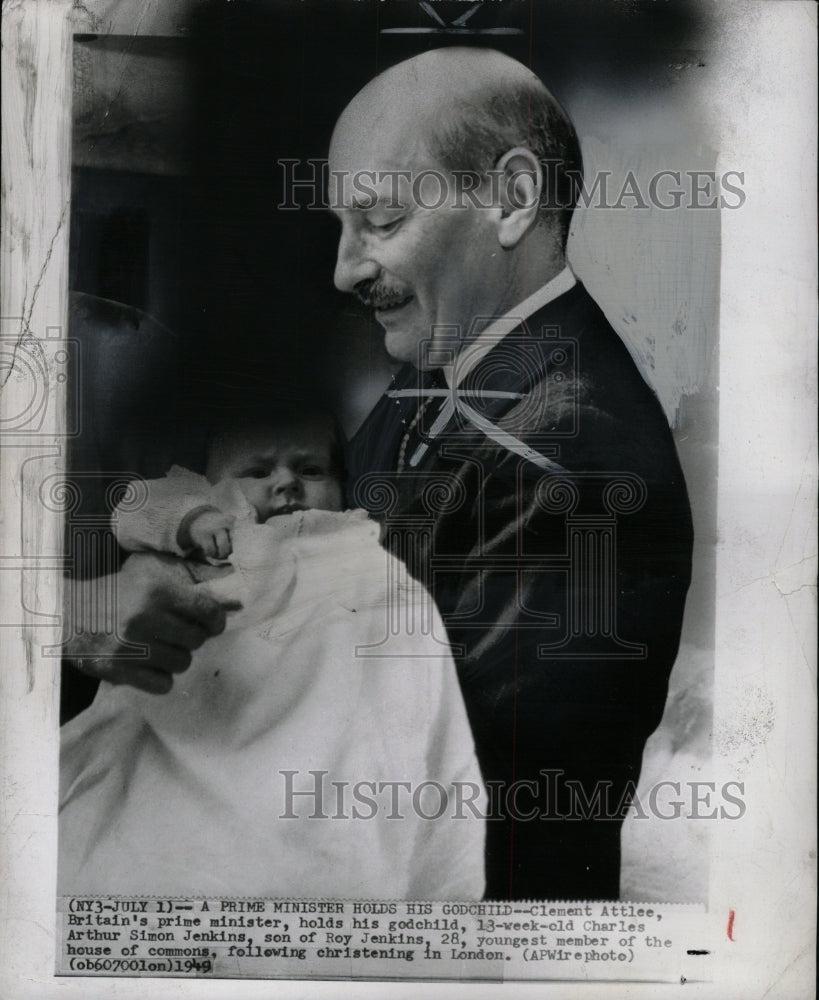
[442,265,576,389]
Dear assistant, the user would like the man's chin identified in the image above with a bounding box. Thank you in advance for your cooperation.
[383,333,445,372]
[382,322,427,366]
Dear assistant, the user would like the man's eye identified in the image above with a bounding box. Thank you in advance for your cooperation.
[368,216,403,233]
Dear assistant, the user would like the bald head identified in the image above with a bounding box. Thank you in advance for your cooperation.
[336,48,537,133]
[328,49,581,364]
[332,48,582,245]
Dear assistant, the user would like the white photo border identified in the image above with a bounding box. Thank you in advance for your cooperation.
[0,0,815,997]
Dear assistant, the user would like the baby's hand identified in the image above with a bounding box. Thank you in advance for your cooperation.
[178,506,236,561]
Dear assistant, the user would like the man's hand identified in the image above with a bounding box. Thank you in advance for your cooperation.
[177,506,236,561]
[63,552,238,693]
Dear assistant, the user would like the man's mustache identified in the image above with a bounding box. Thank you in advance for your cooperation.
[354,279,412,310]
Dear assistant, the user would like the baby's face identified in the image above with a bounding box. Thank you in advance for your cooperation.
[208,422,343,522]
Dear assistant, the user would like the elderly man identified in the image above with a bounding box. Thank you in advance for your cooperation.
[64,46,692,902]
[329,48,693,900]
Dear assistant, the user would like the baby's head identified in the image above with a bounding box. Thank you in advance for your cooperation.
[205,408,345,522]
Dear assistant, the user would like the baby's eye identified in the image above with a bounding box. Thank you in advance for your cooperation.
[240,467,269,479]
[300,464,325,478]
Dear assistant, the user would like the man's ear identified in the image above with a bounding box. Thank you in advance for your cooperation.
[495,146,542,248]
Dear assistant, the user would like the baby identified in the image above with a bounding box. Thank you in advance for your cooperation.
[59,409,485,900]
[115,410,347,561]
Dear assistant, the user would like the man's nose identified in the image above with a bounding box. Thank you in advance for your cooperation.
[333,225,379,293]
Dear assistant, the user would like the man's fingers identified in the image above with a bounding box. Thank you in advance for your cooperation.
[65,554,225,694]
[74,640,192,688]
[149,643,193,675]
[126,609,209,652]
[168,585,230,636]
[169,615,210,652]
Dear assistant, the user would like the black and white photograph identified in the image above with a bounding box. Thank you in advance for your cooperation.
[0,0,815,995]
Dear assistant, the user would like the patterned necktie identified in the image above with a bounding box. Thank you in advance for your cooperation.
[396,369,446,471]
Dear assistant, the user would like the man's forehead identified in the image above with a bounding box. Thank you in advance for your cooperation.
[329,95,440,169]
[328,165,419,212]
[328,130,452,216]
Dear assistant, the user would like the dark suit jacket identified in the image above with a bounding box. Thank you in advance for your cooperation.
[347,281,694,900]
